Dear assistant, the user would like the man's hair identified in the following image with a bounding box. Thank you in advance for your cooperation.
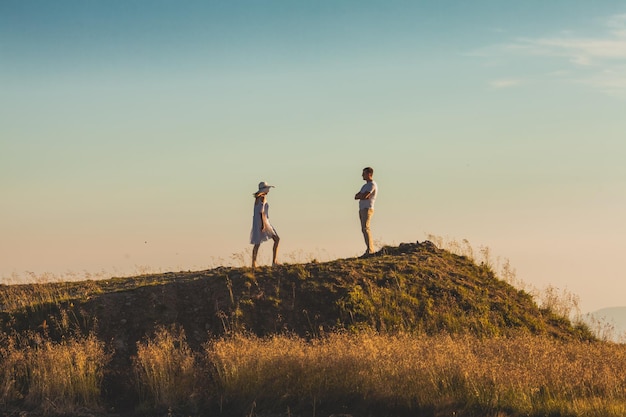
[363,167,374,175]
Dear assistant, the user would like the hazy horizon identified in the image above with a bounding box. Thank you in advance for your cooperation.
[2,1,625,313]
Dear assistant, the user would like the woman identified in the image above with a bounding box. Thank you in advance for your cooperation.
[250,181,280,268]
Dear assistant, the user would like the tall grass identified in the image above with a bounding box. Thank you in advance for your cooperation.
[207,332,626,416]
[0,332,109,414]
[2,241,624,415]
[133,325,198,411]
[0,333,24,407]
[2,324,625,416]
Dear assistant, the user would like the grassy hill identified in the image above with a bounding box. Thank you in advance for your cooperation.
[1,240,591,345]
[0,240,606,416]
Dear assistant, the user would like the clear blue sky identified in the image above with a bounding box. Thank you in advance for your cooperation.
[1,1,625,312]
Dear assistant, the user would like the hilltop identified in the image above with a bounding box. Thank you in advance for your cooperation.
[1,240,591,347]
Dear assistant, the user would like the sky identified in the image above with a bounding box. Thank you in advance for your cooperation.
[1,1,625,313]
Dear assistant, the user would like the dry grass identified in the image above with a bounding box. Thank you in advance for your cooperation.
[425,235,590,321]
[1,241,623,415]
[0,332,109,415]
[0,271,107,315]
[0,333,24,407]
[133,325,198,411]
[207,332,626,416]
[2,327,625,416]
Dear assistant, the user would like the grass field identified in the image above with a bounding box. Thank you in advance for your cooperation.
[1,240,622,416]
[1,328,625,416]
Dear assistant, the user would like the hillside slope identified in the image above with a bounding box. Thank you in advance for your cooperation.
[1,240,591,350]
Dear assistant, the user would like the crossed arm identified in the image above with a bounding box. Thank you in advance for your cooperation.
[354,190,372,200]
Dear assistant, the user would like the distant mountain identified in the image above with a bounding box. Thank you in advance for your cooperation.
[586,306,626,341]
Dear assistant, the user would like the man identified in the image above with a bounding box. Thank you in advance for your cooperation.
[354,166,377,256]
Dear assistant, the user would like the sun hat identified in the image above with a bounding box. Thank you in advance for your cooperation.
[255,181,275,195]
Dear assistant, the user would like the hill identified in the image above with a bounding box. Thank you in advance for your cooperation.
[0,240,594,413]
[1,240,591,346]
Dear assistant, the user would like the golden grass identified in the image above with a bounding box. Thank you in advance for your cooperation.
[207,332,626,416]
[133,325,198,410]
[0,332,109,414]
[0,272,104,313]
[2,327,626,416]
[0,333,24,407]
[1,242,624,415]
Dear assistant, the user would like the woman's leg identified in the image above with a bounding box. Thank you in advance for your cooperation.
[252,244,260,268]
[272,235,280,266]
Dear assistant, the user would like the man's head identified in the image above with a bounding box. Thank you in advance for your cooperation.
[362,167,374,181]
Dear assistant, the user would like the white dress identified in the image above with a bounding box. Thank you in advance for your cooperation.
[250,197,278,244]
